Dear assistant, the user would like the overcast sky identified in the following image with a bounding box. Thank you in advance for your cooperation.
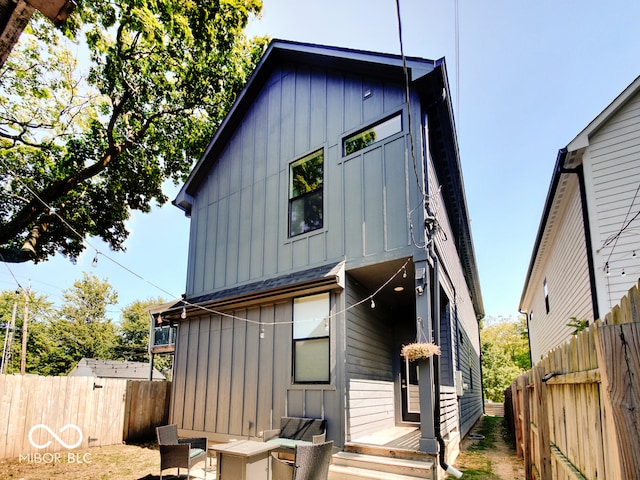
[3,0,640,321]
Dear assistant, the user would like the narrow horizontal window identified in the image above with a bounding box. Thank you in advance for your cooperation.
[343,113,402,156]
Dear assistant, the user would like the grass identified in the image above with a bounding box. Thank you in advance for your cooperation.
[450,415,520,480]
[0,442,162,480]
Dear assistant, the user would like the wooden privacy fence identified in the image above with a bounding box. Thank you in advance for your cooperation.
[507,282,640,480]
[0,375,171,459]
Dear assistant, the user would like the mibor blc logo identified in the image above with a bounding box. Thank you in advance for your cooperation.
[20,424,91,465]
[29,424,83,449]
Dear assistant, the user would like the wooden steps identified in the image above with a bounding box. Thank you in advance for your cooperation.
[329,444,435,480]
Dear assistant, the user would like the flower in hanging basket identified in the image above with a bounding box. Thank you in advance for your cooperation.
[401,342,441,361]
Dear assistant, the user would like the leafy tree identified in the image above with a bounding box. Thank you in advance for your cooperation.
[481,315,530,402]
[116,297,174,378]
[0,288,55,374]
[47,272,119,374]
[0,0,266,263]
[117,297,163,361]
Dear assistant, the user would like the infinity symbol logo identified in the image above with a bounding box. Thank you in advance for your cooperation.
[28,424,83,449]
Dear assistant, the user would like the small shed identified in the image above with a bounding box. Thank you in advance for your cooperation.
[68,358,165,381]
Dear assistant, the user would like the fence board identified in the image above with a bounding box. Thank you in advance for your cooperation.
[594,323,640,479]
[0,376,170,459]
[507,281,640,479]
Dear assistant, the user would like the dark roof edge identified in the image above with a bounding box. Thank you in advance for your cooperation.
[426,59,484,318]
[158,262,345,319]
[174,40,437,214]
[519,148,568,311]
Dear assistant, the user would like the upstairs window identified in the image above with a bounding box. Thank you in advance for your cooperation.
[543,279,550,314]
[289,150,323,237]
[293,293,330,383]
[343,113,402,156]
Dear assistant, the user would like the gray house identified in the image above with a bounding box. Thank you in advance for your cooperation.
[162,40,484,476]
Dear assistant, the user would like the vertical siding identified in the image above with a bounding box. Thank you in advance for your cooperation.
[344,277,396,440]
[427,158,481,354]
[172,296,343,444]
[185,65,411,299]
[425,129,483,435]
[589,91,640,312]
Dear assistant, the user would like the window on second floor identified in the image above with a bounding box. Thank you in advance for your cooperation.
[289,149,323,237]
[343,113,402,156]
[543,279,550,314]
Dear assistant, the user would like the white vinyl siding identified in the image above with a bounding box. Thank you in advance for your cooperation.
[588,91,640,312]
[526,177,592,361]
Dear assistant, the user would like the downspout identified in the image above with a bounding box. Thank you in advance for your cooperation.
[426,222,462,478]
[559,163,599,322]
[519,309,533,368]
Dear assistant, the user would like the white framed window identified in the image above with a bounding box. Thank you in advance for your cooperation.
[293,292,330,383]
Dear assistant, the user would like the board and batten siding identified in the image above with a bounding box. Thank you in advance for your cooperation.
[185,63,420,300]
[345,277,396,441]
[427,157,480,354]
[587,89,640,312]
[171,297,343,445]
[525,176,592,361]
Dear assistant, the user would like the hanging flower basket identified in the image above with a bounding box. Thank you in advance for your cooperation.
[401,342,441,361]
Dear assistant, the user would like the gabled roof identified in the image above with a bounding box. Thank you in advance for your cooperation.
[519,75,640,310]
[174,40,438,213]
[67,358,165,381]
[174,39,483,318]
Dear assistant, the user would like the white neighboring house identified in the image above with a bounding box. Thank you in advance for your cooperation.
[520,75,640,362]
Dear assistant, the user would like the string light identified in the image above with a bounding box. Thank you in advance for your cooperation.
[92,252,99,268]
[2,158,412,331]
[181,307,186,319]
[260,327,265,339]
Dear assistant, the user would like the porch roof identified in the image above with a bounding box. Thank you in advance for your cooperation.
[159,262,345,320]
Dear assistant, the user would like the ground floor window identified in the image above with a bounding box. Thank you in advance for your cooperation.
[293,292,330,383]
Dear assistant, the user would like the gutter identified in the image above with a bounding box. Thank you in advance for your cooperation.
[559,164,599,322]
[519,148,568,309]
[429,245,462,478]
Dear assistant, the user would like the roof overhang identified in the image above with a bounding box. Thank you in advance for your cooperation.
[155,262,345,323]
[519,75,640,311]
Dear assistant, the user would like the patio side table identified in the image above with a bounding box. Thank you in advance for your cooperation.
[209,440,278,480]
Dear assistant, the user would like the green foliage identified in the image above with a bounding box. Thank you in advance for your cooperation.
[0,0,267,262]
[566,316,589,335]
[46,273,119,374]
[481,315,530,402]
[116,297,162,361]
[0,289,55,374]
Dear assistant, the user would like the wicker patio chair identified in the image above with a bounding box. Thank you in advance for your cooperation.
[156,424,207,480]
[271,441,333,480]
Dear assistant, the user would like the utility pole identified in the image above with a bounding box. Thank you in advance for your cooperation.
[1,301,17,374]
[20,285,29,375]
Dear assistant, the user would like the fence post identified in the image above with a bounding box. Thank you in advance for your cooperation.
[512,380,523,458]
[518,374,532,480]
[594,323,640,479]
[532,366,551,480]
